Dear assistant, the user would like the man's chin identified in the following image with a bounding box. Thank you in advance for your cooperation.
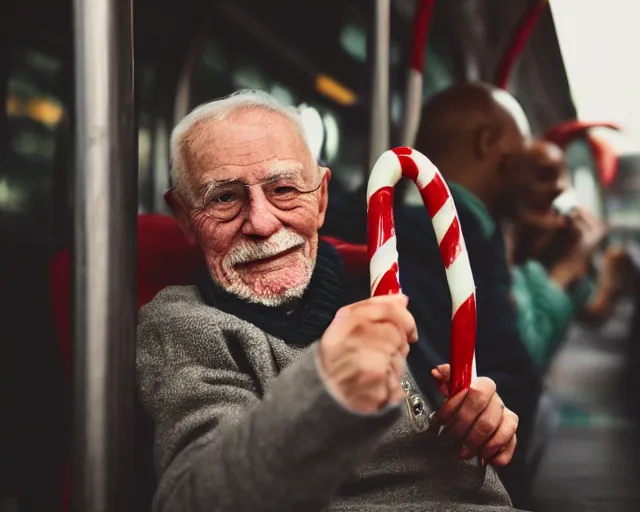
[225,280,308,307]
[251,289,306,307]
[252,274,310,305]
[224,265,312,307]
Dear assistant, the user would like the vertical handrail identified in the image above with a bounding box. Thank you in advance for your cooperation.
[369,0,391,169]
[72,0,137,510]
[400,0,436,147]
[495,0,549,89]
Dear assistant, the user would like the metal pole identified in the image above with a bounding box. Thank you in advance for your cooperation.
[72,0,137,510]
[369,0,391,169]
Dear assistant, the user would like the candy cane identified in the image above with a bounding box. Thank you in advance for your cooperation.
[367,146,477,396]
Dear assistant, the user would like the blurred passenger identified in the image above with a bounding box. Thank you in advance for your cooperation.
[137,90,526,512]
[510,209,615,371]
[506,140,626,372]
[397,82,543,508]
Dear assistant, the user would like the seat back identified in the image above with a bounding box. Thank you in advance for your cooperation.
[544,120,621,188]
[48,213,368,511]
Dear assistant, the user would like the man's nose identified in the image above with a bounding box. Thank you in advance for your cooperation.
[556,173,570,194]
[548,173,569,202]
[241,188,282,238]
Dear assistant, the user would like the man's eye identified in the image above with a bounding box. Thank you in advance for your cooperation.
[214,193,236,203]
[273,186,296,195]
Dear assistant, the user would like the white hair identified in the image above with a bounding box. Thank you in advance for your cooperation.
[170,89,315,201]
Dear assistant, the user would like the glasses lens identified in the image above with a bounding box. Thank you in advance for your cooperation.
[262,177,305,206]
[202,182,245,220]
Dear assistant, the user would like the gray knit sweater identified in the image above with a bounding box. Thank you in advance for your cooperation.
[137,285,517,512]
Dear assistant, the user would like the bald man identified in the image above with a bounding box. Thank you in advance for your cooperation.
[394,83,543,508]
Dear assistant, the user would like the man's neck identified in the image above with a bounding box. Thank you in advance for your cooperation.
[441,168,498,217]
[454,179,496,217]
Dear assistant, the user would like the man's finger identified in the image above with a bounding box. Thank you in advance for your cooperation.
[463,394,505,454]
[488,434,517,468]
[363,322,406,354]
[444,378,496,440]
[390,352,407,380]
[437,381,450,398]
[433,388,468,429]
[431,364,450,382]
[481,409,519,462]
[358,295,418,343]
[431,364,451,398]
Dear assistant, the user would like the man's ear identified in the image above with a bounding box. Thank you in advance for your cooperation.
[473,124,500,161]
[316,167,331,229]
[165,189,198,246]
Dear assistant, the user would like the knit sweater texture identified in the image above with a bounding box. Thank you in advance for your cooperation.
[137,285,518,512]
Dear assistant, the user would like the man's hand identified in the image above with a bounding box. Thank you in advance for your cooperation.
[430,364,519,467]
[567,208,607,260]
[549,208,607,288]
[319,294,418,414]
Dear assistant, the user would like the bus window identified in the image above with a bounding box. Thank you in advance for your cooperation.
[136,59,173,215]
[340,22,366,63]
[607,154,640,239]
[564,138,605,219]
[270,83,296,106]
[0,44,65,248]
[138,63,157,214]
[422,46,456,101]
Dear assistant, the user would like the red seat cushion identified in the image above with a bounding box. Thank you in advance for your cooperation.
[135,214,205,308]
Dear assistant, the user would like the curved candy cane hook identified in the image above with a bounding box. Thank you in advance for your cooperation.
[367,147,477,396]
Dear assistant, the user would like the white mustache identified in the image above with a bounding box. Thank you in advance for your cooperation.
[225,229,306,266]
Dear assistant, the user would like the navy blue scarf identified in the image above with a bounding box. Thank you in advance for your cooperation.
[196,240,367,345]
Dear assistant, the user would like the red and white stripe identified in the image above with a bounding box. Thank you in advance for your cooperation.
[400,0,435,147]
[367,146,477,395]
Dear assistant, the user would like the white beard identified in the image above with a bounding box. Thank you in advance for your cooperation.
[218,228,315,307]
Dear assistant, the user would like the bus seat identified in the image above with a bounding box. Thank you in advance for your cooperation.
[48,213,367,511]
[49,213,205,377]
[544,120,621,188]
[320,235,368,273]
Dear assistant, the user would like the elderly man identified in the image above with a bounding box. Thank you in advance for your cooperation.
[137,89,522,512]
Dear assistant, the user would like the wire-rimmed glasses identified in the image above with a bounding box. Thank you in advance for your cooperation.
[193,170,325,221]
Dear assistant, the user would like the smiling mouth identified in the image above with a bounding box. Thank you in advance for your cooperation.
[235,245,303,269]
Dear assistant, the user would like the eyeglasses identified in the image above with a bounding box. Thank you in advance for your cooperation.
[192,171,325,221]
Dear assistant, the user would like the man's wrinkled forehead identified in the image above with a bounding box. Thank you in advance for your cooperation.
[181,108,311,183]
